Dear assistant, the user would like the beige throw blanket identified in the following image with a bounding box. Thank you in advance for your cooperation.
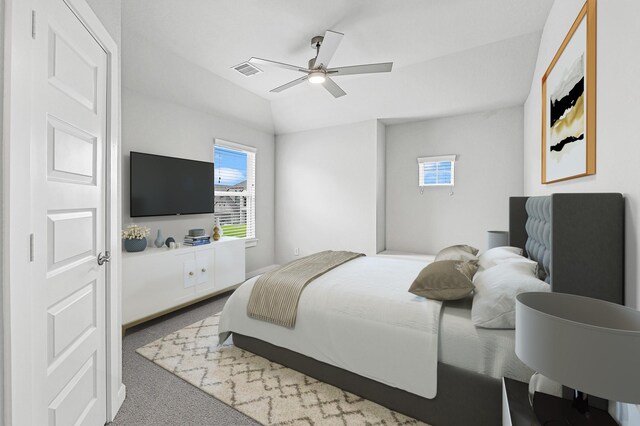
[247,250,365,328]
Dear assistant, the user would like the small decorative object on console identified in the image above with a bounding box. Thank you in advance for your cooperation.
[154,229,164,248]
[165,237,175,248]
[188,228,206,237]
[122,224,150,253]
[212,219,222,241]
[184,234,211,246]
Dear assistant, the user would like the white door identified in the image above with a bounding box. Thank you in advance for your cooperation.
[30,0,108,424]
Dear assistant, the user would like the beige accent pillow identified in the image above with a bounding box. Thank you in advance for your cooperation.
[434,244,479,262]
[409,260,479,301]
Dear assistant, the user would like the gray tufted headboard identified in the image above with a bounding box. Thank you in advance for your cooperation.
[524,197,552,283]
[509,193,624,305]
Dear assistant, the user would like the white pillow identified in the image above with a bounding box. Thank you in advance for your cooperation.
[478,246,537,273]
[478,245,541,276]
[490,256,540,277]
[471,261,550,329]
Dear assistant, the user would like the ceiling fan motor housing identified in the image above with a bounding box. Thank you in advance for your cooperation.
[311,35,324,49]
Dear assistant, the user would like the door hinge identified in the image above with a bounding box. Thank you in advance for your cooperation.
[29,234,34,262]
[31,11,36,39]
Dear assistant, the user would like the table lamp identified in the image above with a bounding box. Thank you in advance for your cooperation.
[515,292,640,425]
[486,230,509,250]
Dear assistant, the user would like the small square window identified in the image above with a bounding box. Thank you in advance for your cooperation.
[418,155,456,187]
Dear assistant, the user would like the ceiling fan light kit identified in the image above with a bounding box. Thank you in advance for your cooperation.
[247,30,393,98]
[308,71,326,84]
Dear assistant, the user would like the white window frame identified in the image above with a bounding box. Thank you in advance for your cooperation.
[417,155,456,187]
[214,139,258,247]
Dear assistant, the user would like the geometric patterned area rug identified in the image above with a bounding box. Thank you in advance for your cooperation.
[136,314,427,425]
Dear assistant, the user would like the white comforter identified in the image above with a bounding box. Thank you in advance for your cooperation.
[218,256,443,398]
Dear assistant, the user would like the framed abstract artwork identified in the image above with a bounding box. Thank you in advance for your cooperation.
[542,0,596,184]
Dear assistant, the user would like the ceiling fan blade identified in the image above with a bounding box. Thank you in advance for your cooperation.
[327,62,393,76]
[322,77,346,98]
[314,30,344,69]
[270,76,308,93]
[249,57,307,73]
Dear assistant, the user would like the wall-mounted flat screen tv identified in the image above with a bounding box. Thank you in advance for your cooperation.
[130,151,214,217]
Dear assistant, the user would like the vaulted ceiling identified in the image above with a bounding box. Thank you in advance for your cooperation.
[123,0,554,134]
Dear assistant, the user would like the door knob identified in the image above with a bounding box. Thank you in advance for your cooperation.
[189,271,194,276]
[201,268,206,272]
[97,251,111,266]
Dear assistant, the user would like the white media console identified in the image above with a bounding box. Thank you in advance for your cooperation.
[122,237,245,328]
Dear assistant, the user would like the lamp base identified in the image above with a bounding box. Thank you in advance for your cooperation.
[533,392,617,425]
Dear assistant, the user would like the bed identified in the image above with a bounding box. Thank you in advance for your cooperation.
[219,193,624,425]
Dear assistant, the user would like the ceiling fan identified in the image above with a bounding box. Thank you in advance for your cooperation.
[248,30,393,98]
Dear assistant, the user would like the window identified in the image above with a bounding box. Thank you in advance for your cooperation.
[418,155,456,186]
[214,140,256,242]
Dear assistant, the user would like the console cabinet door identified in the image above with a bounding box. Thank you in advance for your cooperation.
[183,259,197,288]
[195,249,215,294]
[214,240,246,290]
[123,251,197,324]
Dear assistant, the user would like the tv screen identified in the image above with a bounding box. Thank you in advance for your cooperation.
[130,152,214,217]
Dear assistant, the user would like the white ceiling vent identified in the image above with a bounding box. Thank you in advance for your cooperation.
[232,62,263,77]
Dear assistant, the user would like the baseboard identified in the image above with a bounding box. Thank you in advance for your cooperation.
[108,383,126,421]
[246,264,279,280]
[117,383,126,408]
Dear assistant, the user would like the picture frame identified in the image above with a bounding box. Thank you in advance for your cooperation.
[542,0,596,184]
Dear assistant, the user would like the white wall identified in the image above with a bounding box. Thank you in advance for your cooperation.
[122,31,273,134]
[376,121,386,253]
[86,0,121,47]
[275,120,385,264]
[386,106,524,254]
[122,89,275,274]
[524,1,640,423]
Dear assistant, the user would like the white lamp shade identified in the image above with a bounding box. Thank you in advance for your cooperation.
[516,292,640,404]
[486,230,509,249]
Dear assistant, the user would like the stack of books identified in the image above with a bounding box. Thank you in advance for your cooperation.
[183,235,211,246]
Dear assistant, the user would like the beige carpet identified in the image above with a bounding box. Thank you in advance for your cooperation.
[137,314,427,425]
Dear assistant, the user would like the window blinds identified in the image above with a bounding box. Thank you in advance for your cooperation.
[417,155,456,186]
[214,141,256,239]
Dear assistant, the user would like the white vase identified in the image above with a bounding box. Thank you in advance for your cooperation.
[214,218,223,237]
[154,229,164,248]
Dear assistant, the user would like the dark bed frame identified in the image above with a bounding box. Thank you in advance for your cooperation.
[234,193,625,425]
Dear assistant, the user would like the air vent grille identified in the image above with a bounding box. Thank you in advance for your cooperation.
[232,62,263,77]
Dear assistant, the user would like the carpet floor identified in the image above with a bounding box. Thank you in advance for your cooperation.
[110,292,259,426]
[136,313,425,426]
